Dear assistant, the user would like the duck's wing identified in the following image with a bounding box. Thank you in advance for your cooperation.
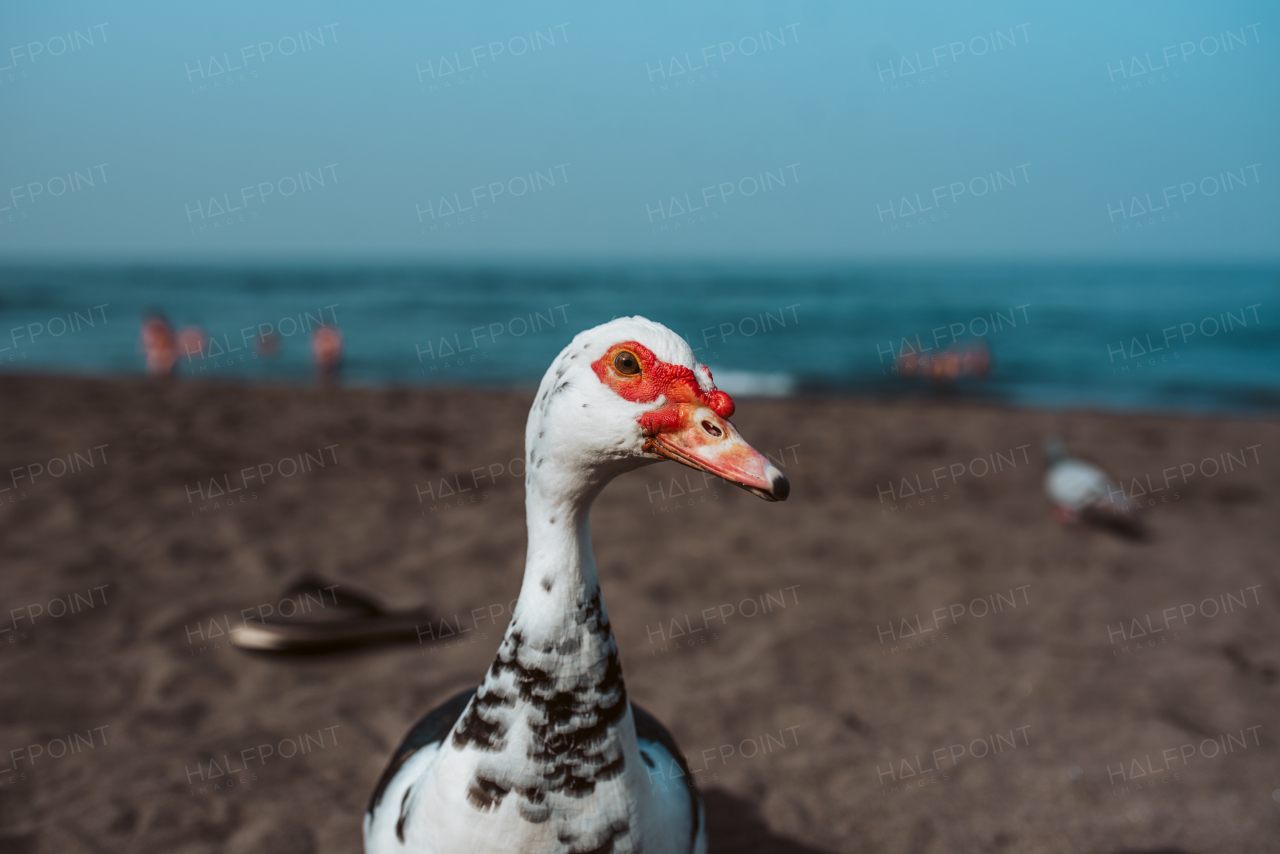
[632,702,706,854]
[367,688,476,816]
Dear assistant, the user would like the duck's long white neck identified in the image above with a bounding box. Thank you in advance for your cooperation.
[509,455,612,645]
[447,429,636,807]
[430,411,676,854]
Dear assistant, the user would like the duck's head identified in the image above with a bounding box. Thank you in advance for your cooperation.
[527,316,789,503]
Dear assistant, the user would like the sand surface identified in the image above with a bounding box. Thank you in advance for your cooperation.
[0,374,1276,854]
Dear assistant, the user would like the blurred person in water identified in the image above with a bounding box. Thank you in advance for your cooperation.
[175,323,207,364]
[896,340,991,383]
[139,313,177,378]
[312,325,343,383]
[255,329,281,357]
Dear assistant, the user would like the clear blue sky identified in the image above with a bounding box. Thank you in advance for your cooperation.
[1,0,1276,263]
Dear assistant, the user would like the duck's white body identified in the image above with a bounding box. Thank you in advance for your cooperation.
[365,317,786,854]
[365,700,701,854]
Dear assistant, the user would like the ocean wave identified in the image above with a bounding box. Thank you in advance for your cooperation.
[708,370,798,398]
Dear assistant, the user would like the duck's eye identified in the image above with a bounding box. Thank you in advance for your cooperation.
[613,350,641,376]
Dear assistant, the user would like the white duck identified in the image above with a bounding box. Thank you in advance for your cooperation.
[364,317,789,854]
[1043,438,1144,539]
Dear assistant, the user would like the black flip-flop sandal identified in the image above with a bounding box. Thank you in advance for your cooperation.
[229,575,434,655]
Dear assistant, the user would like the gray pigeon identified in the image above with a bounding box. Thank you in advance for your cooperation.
[1044,438,1146,539]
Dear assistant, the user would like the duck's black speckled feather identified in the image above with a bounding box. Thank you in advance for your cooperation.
[367,688,476,814]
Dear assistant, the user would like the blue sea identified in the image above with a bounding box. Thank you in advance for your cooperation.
[0,264,1276,414]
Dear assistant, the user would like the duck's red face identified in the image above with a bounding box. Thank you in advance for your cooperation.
[591,341,789,501]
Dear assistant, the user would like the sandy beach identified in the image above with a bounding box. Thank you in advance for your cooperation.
[0,373,1276,854]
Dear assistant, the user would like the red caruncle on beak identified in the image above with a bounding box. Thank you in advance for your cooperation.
[590,341,787,501]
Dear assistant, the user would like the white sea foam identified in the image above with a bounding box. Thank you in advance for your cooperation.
[708,369,797,398]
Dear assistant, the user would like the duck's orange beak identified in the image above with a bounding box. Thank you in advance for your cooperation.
[643,404,789,502]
